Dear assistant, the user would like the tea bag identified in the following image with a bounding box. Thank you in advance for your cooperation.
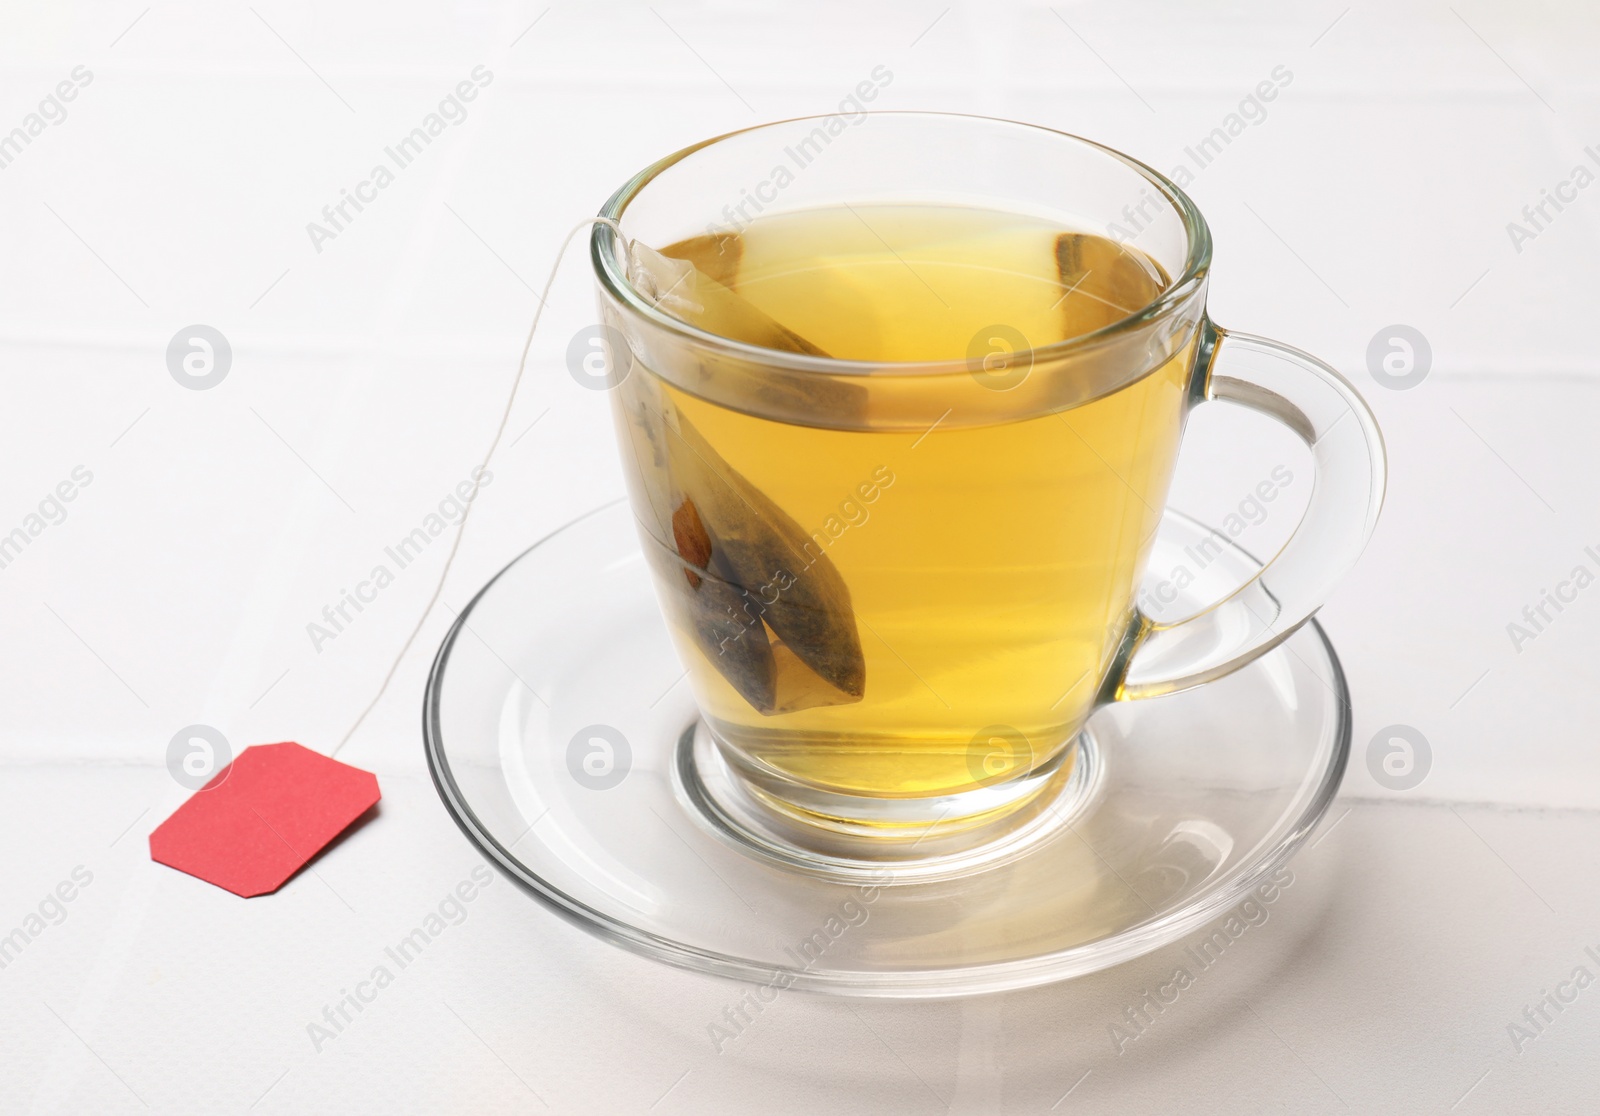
[668,496,779,712]
[628,239,828,356]
[662,406,865,701]
[615,238,866,713]
[629,383,866,711]
[658,230,742,287]
[629,232,871,427]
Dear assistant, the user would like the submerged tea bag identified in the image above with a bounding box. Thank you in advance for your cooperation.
[616,233,865,715]
[668,496,780,712]
[663,407,865,702]
[627,382,866,714]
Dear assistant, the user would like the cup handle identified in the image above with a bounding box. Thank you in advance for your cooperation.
[1116,318,1387,701]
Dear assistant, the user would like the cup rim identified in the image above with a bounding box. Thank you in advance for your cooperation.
[591,111,1212,378]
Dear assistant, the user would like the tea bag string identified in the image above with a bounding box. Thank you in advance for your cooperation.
[331,216,626,757]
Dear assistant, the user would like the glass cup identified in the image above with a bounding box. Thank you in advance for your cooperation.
[590,113,1383,862]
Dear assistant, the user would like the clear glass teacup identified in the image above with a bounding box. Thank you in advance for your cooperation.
[590,113,1383,861]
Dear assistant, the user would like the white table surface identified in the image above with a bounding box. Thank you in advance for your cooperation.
[4,1,1599,1112]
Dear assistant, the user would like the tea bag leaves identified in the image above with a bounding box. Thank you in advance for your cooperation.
[616,376,762,709]
[668,497,778,713]
[617,374,800,714]
[663,407,865,701]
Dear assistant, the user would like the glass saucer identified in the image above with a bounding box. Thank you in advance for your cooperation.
[423,500,1349,998]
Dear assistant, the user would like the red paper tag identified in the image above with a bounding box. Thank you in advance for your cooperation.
[149,742,380,897]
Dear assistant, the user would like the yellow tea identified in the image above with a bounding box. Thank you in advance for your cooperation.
[612,204,1194,800]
